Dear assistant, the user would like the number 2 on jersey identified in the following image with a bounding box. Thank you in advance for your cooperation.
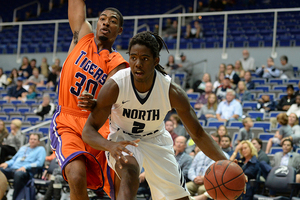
[70,72,98,96]
[132,121,145,133]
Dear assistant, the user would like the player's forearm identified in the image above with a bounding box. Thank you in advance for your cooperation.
[82,125,108,151]
[68,0,86,33]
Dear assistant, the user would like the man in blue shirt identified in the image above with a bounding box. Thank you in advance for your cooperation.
[216,89,243,122]
[4,77,27,101]
[0,133,46,200]
[255,57,280,78]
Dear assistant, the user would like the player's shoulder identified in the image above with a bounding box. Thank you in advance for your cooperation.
[110,68,131,81]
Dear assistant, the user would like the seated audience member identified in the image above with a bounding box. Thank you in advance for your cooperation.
[50,58,61,71]
[187,134,229,196]
[0,119,24,163]
[165,120,178,144]
[24,67,45,87]
[286,94,300,117]
[18,56,31,78]
[240,49,255,72]
[194,82,213,110]
[174,136,193,182]
[257,95,277,113]
[265,113,293,154]
[0,120,8,144]
[197,93,218,122]
[251,138,270,164]
[277,85,296,111]
[213,72,225,92]
[215,89,243,122]
[216,125,228,137]
[164,20,178,40]
[185,20,203,39]
[3,77,27,101]
[230,141,260,200]
[0,68,7,87]
[221,135,234,156]
[215,63,226,81]
[255,57,280,78]
[169,114,189,139]
[275,55,294,79]
[38,57,49,78]
[237,117,253,145]
[281,113,300,148]
[164,55,179,75]
[46,65,61,89]
[243,71,255,90]
[235,81,252,103]
[19,85,37,102]
[0,171,7,199]
[234,60,245,78]
[215,76,231,100]
[225,64,240,87]
[176,53,194,88]
[33,94,56,120]
[187,73,211,94]
[6,68,19,87]
[0,133,46,200]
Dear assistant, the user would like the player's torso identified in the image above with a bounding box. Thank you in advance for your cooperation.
[110,68,172,138]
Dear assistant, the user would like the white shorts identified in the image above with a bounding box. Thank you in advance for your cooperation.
[105,129,190,200]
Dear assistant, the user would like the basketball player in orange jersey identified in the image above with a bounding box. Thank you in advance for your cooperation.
[49,0,132,199]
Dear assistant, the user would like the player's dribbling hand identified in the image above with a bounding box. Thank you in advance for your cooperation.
[77,90,97,111]
[108,139,140,169]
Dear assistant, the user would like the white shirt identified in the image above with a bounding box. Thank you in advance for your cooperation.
[280,153,291,166]
[240,56,255,71]
[287,104,300,117]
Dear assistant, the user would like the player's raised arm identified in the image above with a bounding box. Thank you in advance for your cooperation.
[169,83,227,161]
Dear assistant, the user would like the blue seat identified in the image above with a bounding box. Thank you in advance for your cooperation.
[255,86,270,92]
[17,107,31,114]
[0,100,8,105]
[269,111,285,118]
[187,93,200,100]
[269,147,283,154]
[252,79,266,85]
[242,101,257,110]
[38,127,50,136]
[25,100,37,106]
[293,66,298,77]
[206,121,226,128]
[198,120,205,126]
[231,132,239,147]
[254,122,271,132]
[174,73,187,88]
[258,133,274,141]
[257,93,275,101]
[269,79,283,85]
[26,116,42,125]
[296,148,300,154]
[247,111,265,120]
[287,79,299,84]
[0,116,8,121]
[36,86,48,92]
[10,116,25,121]
[190,101,196,109]
[2,107,16,114]
[10,100,23,106]
[273,86,287,92]
[228,121,243,128]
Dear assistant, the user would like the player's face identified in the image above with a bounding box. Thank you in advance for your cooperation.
[96,10,123,42]
[129,44,159,85]
[282,141,292,154]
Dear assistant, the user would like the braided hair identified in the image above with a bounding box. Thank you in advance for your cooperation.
[128,31,169,76]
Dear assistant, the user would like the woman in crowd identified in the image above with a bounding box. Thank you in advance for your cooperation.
[281,113,300,148]
[215,63,226,81]
[213,72,225,92]
[198,93,218,123]
[216,125,228,137]
[234,60,245,78]
[169,114,189,139]
[187,73,211,94]
[236,81,252,103]
[244,71,255,90]
[6,68,19,86]
[18,56,32,78]
[164,55,178,75]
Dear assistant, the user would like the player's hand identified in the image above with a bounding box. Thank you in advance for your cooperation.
[108,139,140,169]
[78,91,97,111]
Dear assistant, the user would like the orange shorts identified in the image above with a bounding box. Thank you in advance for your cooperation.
[50,106,115,199]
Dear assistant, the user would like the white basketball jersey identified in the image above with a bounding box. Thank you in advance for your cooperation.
[109,68,172,138]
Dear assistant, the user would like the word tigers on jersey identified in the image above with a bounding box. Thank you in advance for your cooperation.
[122,108,160,121]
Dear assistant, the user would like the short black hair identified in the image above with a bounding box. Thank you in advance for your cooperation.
[280,55,288,63]
[252,138,262,148]
[287,84,294,91]
[282,138,293,146]
[221,135,231,142]
[103,7,124,27]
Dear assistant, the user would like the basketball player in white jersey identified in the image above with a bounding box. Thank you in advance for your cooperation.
[82,31,228,200]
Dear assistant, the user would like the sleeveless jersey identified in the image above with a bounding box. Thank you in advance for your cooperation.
[58,33,128,110]
[110,68,172,138]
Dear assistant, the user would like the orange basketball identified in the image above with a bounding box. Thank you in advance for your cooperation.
[204,160,246,200]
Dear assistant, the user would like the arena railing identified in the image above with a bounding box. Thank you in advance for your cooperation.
[1,7,300,63]
[13,1,41,23]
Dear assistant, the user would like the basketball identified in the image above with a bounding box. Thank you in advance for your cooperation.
[204,160,246,200]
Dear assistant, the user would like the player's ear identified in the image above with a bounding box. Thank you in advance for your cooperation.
[155,57,160,66]
[118,27,123,35]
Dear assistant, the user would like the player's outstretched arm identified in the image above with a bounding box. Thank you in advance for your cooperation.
[169,83,227,161]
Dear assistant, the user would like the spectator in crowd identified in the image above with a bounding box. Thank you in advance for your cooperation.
[164,55,179,75]
[215,76,231,100]
[0,120,8,144]
[194,82,213,110]
[0,133,46,200]
[0,171,7,199]
[208,0,224,11]
[257,94,277,113]
[226,64,240,87]
[185,20,203,39]
[216,125,228,137]
[277,85,296,111]
[265,113,293,154]
[177,53,194,88]
[236,81,252,103]
[221,135,234,156]
[0,68,7,87]
[29,59,37,70]
[188,73,211,94]
[18,56,32,78]
[243,71,255,90]
[273,138,300,183]
[3,77,27,101]
[286,94,300,117]
[33,94,56,120]
[281,113,300,148]
[19,85,37,102]
[240,49,255,71]
[50,58,61,71]
[164,20,178,40]
[237,117,254,145]
[230,140,259,200]
[169,114,189,139]
[173,136,193,182]
[197,1,209,12]
[251,138,270,164]
[38,57,49,78]
[275,55,294,79]
[165,120,178,144]
[87,8,96,18]
[215,63,226,81]
[234,60,245,78]
[46,65,61,89]
[6,68,19,87]
[215,89,243,122]
[24,67,45,87]
[213,71,225,92]
[0,119,24,164]
[255,57,280,78]
[198,93,218,122]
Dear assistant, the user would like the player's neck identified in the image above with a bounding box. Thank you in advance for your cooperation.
[95,38,113,52]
